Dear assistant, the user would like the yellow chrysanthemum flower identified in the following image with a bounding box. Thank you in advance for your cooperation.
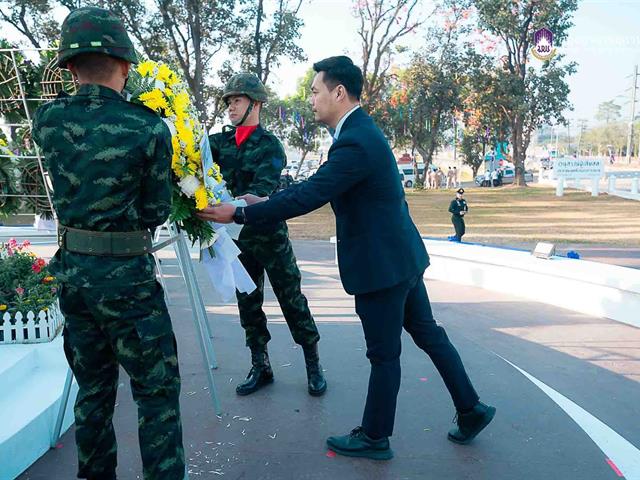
[171,136,181,169]
[157,63,179,87]
[173,91,190,117]
[0,138,7,147]
[137,60,156,77]
[139,89,169,113]
[0,304,7,311]
[194,185,208,210]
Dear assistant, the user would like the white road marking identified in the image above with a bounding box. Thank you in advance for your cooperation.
[497,354,640,480]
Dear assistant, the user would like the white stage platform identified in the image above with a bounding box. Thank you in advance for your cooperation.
[0,338,77,480]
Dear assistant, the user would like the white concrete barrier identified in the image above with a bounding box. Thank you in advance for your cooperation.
[422,239,640,329]
[606,171,640,201]
[329,237,640,328]
[0,338,77,480]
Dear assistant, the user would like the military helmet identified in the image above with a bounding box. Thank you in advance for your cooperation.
[57,7,137,69]
[222,73,268,103]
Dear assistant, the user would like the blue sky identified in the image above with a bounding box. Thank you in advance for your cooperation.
[273,0,640,124]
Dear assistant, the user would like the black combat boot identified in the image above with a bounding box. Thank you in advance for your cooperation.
[303,343,327,396]
[447,401,496,444]
[236,346,274,396]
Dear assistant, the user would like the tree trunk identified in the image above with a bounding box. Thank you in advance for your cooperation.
[295,150,308,177]
[415,145,431,184]
[511,115,527,186]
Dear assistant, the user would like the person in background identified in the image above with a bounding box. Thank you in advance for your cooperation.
[448,188,468,242]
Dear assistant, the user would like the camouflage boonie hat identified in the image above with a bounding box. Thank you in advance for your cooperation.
[222,73,268,103]
[57,7,137,68]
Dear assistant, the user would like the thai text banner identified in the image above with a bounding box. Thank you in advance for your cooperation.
[553,158,604,178]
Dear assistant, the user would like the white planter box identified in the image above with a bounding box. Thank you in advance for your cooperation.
[0,301,63,344]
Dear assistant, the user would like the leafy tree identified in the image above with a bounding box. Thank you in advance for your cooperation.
[101,0,241,125]
[595,100,621,125]
[0,0,307,128]
[474,0,578,185]
[266,69,322,175]
[353,0,426,114]
[0,0,60,48]
[234,0,306,84]
[376,0,472,184]
[459,53,511,176]
[581,122,627,157]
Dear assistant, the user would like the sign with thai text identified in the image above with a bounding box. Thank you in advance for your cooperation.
[553,158,604,178]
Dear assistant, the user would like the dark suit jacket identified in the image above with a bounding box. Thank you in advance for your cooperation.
[244,107,429,295]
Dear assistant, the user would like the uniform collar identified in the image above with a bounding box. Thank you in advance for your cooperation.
[223,123,265,144]
[76,84,124,100]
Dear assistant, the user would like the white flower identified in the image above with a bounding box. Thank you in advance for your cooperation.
[178,175,200,197]
[154,79,166,90]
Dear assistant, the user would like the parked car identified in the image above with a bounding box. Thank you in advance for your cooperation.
[475,167,533,186]
[398,165,425,188]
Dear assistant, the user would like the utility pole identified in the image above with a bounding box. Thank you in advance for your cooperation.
[626,65,638,164]
[577,119,588,156]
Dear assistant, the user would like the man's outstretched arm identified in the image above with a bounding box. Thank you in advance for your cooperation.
[198,141,369,224]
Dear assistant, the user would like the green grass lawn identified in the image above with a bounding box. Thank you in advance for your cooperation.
[286,185,640,247]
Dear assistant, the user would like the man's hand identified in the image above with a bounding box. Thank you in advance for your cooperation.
[237,193,268,205]
[196,203,236,223]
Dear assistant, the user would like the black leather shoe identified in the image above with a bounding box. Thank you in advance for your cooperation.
[327,426,393,460]
[87,473,117,480]
[303,343,327,396]
[447,401,496,445]
[236,347,274,396]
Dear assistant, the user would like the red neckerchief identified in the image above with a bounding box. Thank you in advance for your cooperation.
[235,125,258,147]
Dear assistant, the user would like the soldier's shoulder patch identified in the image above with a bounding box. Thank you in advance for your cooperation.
[271,156,284,170]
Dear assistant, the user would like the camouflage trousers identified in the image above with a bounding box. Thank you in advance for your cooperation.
[236,228,319,349]
[60,280,185,480]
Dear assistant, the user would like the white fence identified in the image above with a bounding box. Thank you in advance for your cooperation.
[606,171,640,200]
[0,301,63,344]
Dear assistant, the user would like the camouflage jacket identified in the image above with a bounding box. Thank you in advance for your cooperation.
[32,83,173,287]
[209,125,286,241]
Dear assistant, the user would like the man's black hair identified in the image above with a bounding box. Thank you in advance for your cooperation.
[312,56,363,101]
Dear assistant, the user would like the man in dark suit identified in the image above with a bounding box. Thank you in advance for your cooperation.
[198,56,495,460]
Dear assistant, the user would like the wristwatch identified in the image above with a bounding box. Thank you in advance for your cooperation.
[232,206,246,224]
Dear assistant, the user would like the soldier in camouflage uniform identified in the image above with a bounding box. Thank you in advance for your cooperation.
[209,73,327,396]
[32,7,185,480]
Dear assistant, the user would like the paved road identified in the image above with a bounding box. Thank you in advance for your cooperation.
[17,240,640,480]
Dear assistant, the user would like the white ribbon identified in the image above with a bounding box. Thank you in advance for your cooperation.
[200,226,256,302]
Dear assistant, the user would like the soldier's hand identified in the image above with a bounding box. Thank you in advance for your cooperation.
[196,203,236,223]
[237,193,268,205]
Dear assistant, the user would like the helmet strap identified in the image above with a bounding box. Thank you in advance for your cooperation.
[233,98,255,126]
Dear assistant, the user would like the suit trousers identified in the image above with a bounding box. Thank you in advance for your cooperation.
[355,272,479,439]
